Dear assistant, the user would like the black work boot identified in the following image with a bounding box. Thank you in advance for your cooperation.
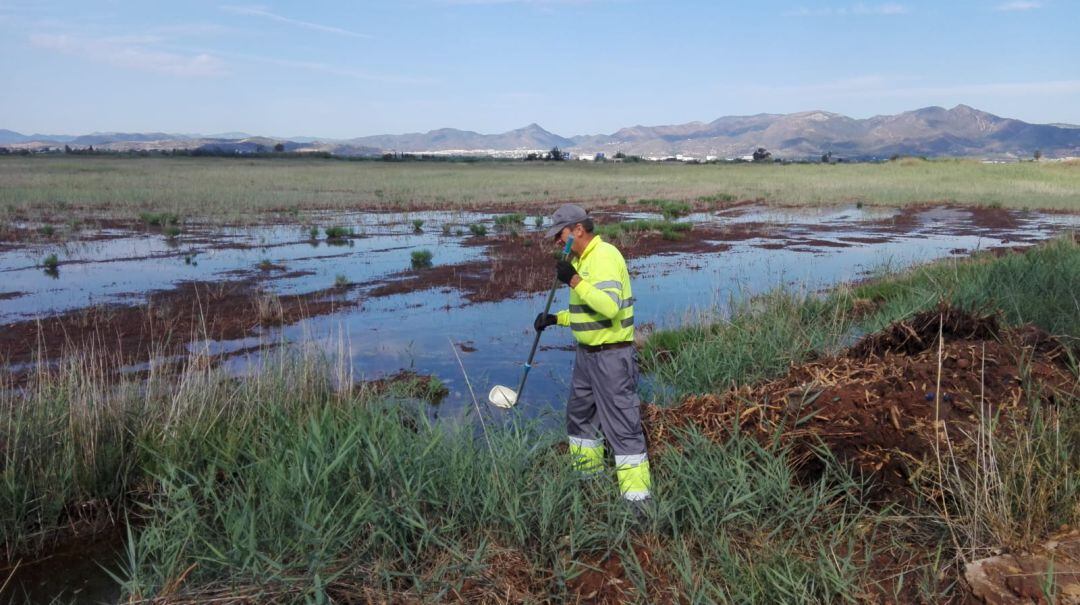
[625,496,653,527]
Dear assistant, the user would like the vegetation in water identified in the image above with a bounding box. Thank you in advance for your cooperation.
[410,249,434,269]
[324,225,354,240]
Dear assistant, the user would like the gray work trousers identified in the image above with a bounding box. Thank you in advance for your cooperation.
[566,344,646,458]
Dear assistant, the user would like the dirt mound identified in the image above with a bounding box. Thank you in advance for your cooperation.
[848,305,1001,358]
[644,307,1077,500]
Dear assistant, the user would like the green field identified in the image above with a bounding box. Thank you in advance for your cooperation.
[1,156,1079,223]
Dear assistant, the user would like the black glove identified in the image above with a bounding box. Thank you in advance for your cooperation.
[534,312,557,332]
[556,260,578,286]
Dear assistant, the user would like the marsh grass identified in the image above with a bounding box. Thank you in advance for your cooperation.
[1,343,879,602]
[925,383,1080,556]
[410,249,433,269]
[645,236,1080,400]
[596,218,692,243]
[643,236,1080,599]
[120,410,875,603]
[698,192,737,205]
[641,198,692,219]
[138,212,180,227]
[2,157,1078,223]
[323,225,353,240]
[493,213,526,229]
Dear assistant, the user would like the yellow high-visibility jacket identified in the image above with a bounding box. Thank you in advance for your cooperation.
[555,235,635,345]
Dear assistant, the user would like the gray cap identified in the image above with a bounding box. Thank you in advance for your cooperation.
[544,204,589,239]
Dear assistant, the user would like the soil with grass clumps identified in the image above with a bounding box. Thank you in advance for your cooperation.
[368,227,727,303]
[0,279,354,371]
[644,305,1078,502]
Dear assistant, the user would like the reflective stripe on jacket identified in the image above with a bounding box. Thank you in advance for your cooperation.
[555,235,635,345]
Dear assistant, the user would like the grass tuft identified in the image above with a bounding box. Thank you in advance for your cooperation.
[410,249,434,269]
[324,225,354,240]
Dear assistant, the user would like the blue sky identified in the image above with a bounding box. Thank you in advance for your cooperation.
[1,1,1077,137]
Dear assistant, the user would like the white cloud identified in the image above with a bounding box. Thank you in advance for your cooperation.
[220,5,370,38]
[29,33,228,77]
[994,1,1041,11]
[784,3,908,17]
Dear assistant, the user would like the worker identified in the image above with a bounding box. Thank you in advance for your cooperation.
[533,204,652,515]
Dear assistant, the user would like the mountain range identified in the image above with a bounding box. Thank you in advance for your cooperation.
[4,105,1078,160]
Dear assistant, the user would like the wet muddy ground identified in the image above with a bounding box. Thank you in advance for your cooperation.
[2,204,1079,603]
[3,203,1078,420]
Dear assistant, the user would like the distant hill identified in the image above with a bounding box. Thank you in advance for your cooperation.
[347,123,574,153]
[4,105,1079,159]
[0,129,74,144]
[569,105,1080,159]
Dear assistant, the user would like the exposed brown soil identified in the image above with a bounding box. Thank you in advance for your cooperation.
[643,306,1078,501]
[565,538,680,605]
[968,205,1022,231]
[965,530,1080,604]
[0,279,354,369]
[839,235,895,244]
[368,227,729,303]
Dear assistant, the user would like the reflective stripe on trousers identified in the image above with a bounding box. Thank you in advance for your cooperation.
[568,436,604,473]
[616,455,651,501]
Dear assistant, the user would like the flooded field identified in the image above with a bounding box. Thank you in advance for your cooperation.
[2,199,1078,604]
[3,203,1077,421]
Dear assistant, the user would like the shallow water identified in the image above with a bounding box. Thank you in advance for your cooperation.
[2,205,1078,422]
[2,204,1078,602]
[0,532,125,603]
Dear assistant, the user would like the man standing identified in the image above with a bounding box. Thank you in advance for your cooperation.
[534,204,652,511]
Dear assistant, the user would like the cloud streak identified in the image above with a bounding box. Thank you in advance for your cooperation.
[443,0,604,3]
[994,1,1042,11]
[220,5,370,38]
[784,3,908,17]
[29,33,228,77]
[189,48,440,85]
